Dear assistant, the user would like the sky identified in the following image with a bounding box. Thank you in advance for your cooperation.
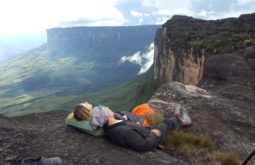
[0,0,255,36]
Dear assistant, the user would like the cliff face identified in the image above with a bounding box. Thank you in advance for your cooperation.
[154,13,255,85]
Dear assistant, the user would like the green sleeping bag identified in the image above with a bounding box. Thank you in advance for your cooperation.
[65,113,104,136]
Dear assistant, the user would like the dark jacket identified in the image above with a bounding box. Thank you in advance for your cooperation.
[104,120,160,152]
[114,111,139,123]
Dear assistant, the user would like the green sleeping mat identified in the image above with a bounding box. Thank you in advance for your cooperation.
[65,113,105,136]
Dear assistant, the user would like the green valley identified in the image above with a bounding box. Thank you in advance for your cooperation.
[0,25,160,116]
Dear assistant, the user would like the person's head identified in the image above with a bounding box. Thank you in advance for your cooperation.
[73,102,93,121]
[90,105,114,127]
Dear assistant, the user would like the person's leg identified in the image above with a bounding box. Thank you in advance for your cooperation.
[146,117,180,143]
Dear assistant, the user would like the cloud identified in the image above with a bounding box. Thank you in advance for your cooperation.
[129,10,148,25]
[129,10,151,25]
[130,10,150,17]
[153,9,194,16]
[154,17,170,24]
[120,43,154,75]
[0,0,127,35]
[130,11,144,17]
[236,0,254,5]
[196,3,255,20]
[141,0,193,10]
[1,0,255,36]
[197,10,215,17]
[139,0,255,23]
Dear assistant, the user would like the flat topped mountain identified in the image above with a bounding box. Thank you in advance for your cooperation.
[47,25,160,51]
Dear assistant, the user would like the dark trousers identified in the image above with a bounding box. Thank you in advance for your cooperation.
[145,117,180,143]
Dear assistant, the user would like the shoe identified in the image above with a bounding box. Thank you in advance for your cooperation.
[22,156,62,165]
[175,104,182,118]
[22,157,40,165]
[157,144,166,149]
[175,104,192,126]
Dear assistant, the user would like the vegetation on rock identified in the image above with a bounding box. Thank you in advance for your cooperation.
[148,111,243,165]
[165,14,255,54]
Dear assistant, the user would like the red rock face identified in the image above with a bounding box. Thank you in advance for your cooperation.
[154,13,255,86]
[154,28,205,85]
[182,48,205,85]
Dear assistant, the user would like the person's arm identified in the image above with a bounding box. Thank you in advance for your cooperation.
[124,129,160,152]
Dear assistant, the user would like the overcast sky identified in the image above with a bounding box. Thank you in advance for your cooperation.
[0,0,254,36]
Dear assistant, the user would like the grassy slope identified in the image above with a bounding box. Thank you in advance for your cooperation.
[0,44,94,115]
[1,65,159,116]
[0,45,146,116]
[87,67,159,112]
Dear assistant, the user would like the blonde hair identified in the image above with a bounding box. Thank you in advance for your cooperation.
[73,104,92,121]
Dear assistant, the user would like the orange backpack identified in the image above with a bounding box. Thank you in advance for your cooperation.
[131,104,155,127]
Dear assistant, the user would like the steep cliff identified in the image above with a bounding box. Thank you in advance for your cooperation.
[154,13,255,85]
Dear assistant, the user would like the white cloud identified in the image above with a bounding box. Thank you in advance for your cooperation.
[120,43,154,75]
[138,43,154,74]
[197,10,215,17]
[130,10,147,25]
[141,0,193,10]
[153,9,194,16]
[154,17,170,24]
[236,0,254,5]
[197,9,255,20]
[130,11,144,17]
[121,52,143,65]
[0,0,127,35]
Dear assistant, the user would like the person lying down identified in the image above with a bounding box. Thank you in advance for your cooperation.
[72,102,192,152]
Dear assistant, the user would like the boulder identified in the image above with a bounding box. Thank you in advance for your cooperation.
[148,82,255,164]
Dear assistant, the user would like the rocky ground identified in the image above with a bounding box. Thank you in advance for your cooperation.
[0,110,189,165]
[148,82,255,164]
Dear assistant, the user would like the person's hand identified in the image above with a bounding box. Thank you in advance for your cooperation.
[151,129,161,137]
[122,115,128,120]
